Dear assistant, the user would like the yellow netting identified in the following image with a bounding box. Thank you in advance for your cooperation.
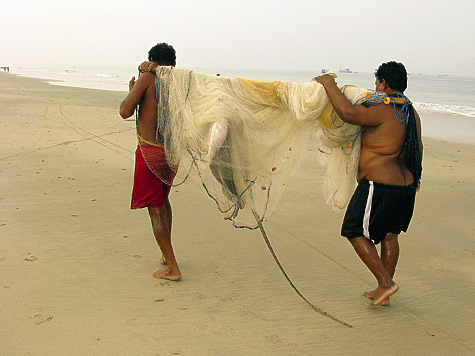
[143,67,372,228]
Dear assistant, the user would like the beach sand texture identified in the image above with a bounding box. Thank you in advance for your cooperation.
[1,72,475,355]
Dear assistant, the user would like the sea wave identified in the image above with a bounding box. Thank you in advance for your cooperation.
[95,73,114,78]
[18,68,54,74]
[413,102,475,118]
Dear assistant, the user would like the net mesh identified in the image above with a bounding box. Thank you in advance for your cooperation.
[142,67,374,228]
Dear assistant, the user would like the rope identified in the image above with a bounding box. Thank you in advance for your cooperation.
[252,210,353,328]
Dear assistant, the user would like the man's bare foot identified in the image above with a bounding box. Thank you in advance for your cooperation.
[160,255,167,265]
[363,289,390,306]
[368,283,399,306]
[152,268,182,281]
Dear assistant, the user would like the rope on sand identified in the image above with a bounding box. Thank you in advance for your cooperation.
[252,210,353,328]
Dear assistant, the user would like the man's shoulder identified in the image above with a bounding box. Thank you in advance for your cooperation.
[138,71,155,83]
[135,72,156,94]
[352,101,390,127]
[368,102,399,120]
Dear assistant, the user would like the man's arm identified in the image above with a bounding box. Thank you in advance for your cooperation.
[313,74,383,127]
[119,72,154,119]
[138,61,158,73]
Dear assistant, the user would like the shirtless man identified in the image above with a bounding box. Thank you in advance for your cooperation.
[120,42,182,281]
[314,61,423,306]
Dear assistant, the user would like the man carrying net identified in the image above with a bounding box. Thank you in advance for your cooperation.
[314,61,423,306]
[120,43,181,281]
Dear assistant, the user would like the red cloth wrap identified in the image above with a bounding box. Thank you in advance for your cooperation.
[131,145,176,209]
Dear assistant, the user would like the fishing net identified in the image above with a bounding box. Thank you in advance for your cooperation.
[141,67,374,228]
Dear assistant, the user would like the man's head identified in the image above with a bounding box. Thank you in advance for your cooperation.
[148,42,176,66]
[374,61,407,93]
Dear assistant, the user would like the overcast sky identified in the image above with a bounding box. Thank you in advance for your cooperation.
[1,0,474,76]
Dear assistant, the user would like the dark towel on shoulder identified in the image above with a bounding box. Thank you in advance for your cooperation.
[405,104,422,185]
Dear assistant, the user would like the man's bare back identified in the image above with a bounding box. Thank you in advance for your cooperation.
[358,103,415,186]
[119,72,160,145]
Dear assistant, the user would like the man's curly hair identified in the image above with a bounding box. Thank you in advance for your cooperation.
[375,61,407,92]
[148,42,176,66]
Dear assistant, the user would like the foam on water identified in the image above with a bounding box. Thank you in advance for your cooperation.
[11,66,135,92]
[414,102,475,118]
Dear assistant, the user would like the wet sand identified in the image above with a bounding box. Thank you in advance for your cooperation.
[1,72,475,355]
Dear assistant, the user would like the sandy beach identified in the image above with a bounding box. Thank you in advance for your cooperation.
[1,72,475,355]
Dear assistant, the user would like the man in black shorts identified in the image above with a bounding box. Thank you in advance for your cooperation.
[314,62,423,306]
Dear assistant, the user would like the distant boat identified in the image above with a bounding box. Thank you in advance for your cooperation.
[339,68,353,73]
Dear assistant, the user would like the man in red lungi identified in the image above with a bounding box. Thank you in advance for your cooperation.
[120,43,181,281]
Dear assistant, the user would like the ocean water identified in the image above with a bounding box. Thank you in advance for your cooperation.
[9,66,475,144]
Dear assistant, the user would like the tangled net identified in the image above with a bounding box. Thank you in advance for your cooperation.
[142,67,378,228]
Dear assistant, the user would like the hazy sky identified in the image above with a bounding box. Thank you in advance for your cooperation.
[1,0,474,76]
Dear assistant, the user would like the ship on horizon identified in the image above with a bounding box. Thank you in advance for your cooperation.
[339,67,353,73]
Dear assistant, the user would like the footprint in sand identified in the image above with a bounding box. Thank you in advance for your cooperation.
[31,314,53,325]
[24,253,38,262]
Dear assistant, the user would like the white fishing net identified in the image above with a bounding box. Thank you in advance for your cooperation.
[143,67,373,228]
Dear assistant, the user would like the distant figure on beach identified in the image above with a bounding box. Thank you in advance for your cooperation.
[120,42,182,281]
[314,61,423,306]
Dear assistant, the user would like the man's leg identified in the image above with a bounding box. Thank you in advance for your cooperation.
[380,233,399,278]
[159,198,173,265]
[148,203,181,281]
[362,233,399,305]
[349,236,398,306]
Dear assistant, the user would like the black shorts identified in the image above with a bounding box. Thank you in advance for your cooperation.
[341,178,416,244]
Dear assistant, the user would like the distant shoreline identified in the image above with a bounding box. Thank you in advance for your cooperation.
[2,71,473,145]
